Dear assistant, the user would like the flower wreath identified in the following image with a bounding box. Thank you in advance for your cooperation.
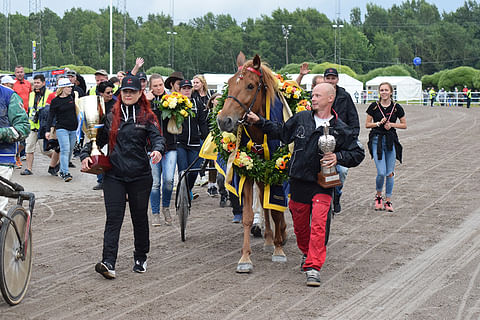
[209,77,311,186]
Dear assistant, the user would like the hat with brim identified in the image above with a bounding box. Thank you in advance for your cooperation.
[57,78,74,88]
[164,71,184,90]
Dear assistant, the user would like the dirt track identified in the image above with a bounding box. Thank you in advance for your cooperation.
[2,104,480,320]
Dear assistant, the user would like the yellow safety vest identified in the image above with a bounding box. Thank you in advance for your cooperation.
[28,89,53,130]
[88,86,97,95]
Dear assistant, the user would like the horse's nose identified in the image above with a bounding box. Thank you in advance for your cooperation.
[217,116,235,132]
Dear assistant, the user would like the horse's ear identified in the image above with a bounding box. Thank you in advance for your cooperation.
[236,51,246,68]
[253,54,261,70]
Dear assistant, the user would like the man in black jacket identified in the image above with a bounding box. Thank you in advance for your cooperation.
[324,68,360,214]
[247,83,364,286]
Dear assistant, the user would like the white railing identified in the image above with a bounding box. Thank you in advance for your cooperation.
[353,90,478,106]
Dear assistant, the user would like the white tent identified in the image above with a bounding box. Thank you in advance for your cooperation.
[366,76,422,101]
[292,73,363,98]
[203,74,233,92]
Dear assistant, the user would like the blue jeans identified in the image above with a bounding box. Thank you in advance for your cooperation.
[177,147,200,191]
[56,129,76,175]
[150,150,177,214]
[372,135,396,198]
[334,165,348,197]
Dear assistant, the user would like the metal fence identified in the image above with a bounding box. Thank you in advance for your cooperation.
[352,90,479,106]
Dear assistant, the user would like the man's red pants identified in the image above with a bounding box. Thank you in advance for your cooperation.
[288,193,331,271]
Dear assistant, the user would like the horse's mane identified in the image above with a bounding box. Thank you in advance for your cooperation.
[240,59,278,104]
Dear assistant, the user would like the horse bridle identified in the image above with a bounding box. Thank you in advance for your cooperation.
[226,67,265,125]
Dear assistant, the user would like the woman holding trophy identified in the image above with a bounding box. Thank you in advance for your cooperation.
[81,75,165,279]
[365,82,407,212]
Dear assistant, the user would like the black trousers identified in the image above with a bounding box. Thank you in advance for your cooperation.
[102,174,153,267]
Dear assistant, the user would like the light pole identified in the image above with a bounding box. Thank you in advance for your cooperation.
[281,24,292,65]
[332,23,343,65]
[167,31,177,69]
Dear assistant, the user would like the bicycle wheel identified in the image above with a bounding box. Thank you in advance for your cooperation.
[177,174,190,242]
[0,206,32,305]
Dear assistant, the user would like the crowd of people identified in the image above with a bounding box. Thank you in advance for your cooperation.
[0,61,410,287]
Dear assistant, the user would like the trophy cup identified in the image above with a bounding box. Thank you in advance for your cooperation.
[77,95,112,174]
[317,123,342,188]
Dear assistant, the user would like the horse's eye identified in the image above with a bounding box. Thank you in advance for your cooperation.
[247,84,255,90]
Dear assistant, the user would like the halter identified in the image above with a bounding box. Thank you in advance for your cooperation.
[226,66,265,125]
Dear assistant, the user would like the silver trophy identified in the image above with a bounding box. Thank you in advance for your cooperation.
[317,123,341,188]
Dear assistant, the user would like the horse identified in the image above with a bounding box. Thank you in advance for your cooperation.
[217,54,288,273]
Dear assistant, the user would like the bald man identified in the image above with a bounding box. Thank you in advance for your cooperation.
[247,83,364,286]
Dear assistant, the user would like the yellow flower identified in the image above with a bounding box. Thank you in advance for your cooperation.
[162,101,169,107]
[293,94,299,99]
[180,109,188,117]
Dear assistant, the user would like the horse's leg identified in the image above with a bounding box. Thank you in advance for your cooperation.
[263,209,274,251]
[251,183,263,238]
[271,210,287,262]
[237,179,254,273]
[258,183,274,251]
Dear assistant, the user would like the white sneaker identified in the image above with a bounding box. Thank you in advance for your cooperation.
[152,214,162,227]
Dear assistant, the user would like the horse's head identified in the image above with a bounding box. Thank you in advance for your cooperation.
[217,54,276,133]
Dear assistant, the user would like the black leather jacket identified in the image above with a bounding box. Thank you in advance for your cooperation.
[257,109,365,184]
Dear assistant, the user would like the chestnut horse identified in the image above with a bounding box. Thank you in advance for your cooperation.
[217,54,288,273]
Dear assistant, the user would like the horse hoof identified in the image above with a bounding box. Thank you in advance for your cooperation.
[236,263,253,273]
[251,225,262,238]
[263,244,274,252]
[272,255,287,263]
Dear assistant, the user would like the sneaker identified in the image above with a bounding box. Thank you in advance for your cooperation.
[95,261,116,279]
[162,207,172,225]
[48,166,58,176]
[151,214,162,227]
[20,168,33,175]
[219,194,228,207]
[300,254,307,271]
[54,163,60,173]
[133,259,147,273]
[92,183,103,190]
[207,186,219,197]
[375,195,383,211]
[63,173,73,182]
[191,192,199,200]
[232,214,242,223]
[15,157,22,169]
[69,161,76,168]
[21,155,26,161]
[384,201,394,212]
[305,268,321,287]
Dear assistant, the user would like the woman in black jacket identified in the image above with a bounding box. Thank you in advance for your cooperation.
[45,78,78,182]
[81,76,165,279]
[176,79,209,197]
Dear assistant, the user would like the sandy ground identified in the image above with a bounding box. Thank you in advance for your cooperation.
[1,103,479,320]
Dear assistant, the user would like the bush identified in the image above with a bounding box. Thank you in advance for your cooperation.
[358,65,413,83]
[60,65,97,75]
[311,62,358,79]
[438,66,478,90]
[421,70,446,89]
[146,66,175,76]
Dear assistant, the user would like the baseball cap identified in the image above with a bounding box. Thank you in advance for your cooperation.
[179,79,193,88]
[65,70,76,77]
[57,78,74,88]
[137,72,147,80]
[324,68,338,77]
[1,76,15,85]
[120,75,141,91]
[95,69,109,77]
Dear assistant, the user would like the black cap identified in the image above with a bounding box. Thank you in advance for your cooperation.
[323,68,338,77]
[121,75,141,91]
[137,72,147,80]
[179,79,193,88]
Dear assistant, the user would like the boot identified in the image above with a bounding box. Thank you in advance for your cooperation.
[162,207,172,225]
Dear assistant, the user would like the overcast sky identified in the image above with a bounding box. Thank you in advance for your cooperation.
[14,0,461,23]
